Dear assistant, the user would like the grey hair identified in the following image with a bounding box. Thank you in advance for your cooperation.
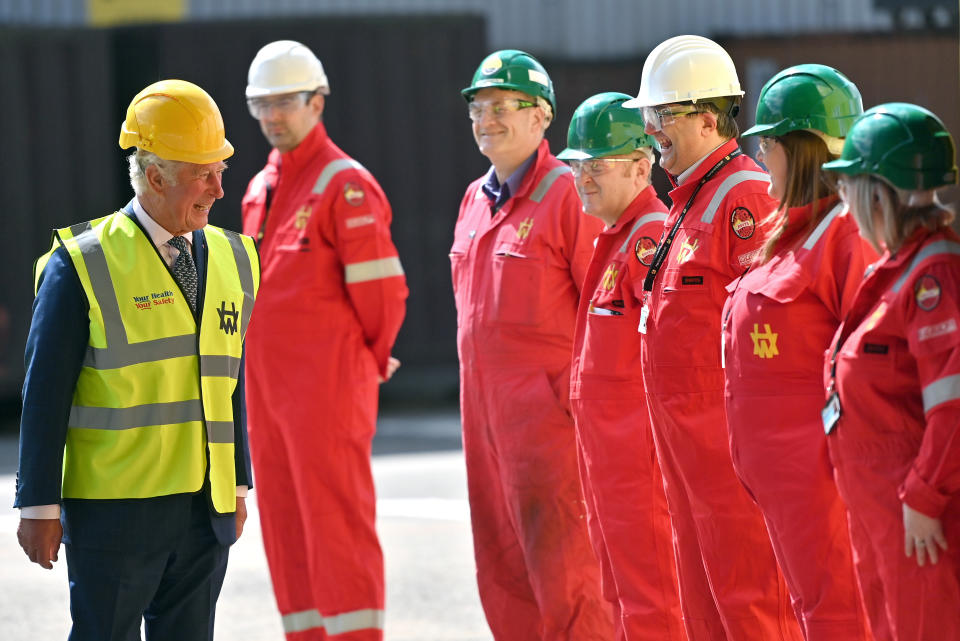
[843,174,954,253]
[128,150,183,196]
[536,96,554,129]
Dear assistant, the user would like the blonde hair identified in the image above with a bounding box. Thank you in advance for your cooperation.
[843,174,954,253]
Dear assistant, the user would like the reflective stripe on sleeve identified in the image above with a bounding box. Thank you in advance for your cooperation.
[344,257,405,284]
[619,212,668,253]
[892,240,960,293]
[313,159,367,195]
[282,608,385,635]
[529,166,571,203]
[802,203,845,250]
[699,171,771,224]
[922,374,960,413]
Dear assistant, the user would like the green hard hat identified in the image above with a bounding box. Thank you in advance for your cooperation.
[822,102,958,191]
[557,92,656,160]
[742,64,863,139]
[462,49,556,114]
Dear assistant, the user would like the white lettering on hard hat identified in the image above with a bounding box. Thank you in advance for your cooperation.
[528,70,548,87]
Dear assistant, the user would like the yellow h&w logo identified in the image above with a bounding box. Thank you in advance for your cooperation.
[750,323,779,358]
[601,264,619,291]
[294,205,312,230]
[517,217,535,240]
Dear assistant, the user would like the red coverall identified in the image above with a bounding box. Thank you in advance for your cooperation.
[569,186,684,641]
[827,226,960,641]
[242,122,408,641]
[640,139,801,641]
[450,139,612,641]
[723,197,874,641]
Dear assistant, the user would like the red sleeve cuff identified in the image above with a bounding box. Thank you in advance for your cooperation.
[899,466,950,518]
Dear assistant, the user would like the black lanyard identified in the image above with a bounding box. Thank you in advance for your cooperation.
[642,149,742,293]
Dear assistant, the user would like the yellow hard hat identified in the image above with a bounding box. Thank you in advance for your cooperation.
[119,79,234,164]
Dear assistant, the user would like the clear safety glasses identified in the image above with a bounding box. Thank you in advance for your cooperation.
[247,92,312,119]
[568,158,638,177]
[757,136,781,156]
[468,98,537,121]
[642,105,700,131]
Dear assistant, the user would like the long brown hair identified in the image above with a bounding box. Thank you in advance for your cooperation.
[759,130,837,263]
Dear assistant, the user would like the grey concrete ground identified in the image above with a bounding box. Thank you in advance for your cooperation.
[0,409,493,641]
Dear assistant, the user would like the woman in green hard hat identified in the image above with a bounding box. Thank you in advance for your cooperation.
[822,103,960,641]
[722,64,874,640]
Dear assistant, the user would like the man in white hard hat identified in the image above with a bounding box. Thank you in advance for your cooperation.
[623,35,802,640]
[240,40,408,641]
[16,79,256,640]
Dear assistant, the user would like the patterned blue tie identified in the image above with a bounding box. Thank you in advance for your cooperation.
[167,235,198,313]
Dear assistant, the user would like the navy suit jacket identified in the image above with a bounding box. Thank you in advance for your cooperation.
[15,203,252,547]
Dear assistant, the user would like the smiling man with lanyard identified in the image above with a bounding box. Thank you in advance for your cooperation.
[623,35,802,640]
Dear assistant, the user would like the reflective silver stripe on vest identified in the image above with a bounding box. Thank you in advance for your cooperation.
[67,220,94,237]
[619,212,668,253]
[69,399,203,430]
[892,240,960,293]
[922,374,960,413]
[200,355,242,380]
[345,257,405,284]
[223,231,256,337]
[69,402,232,441]
[77,227,197,369]
[205,421,235,444]
[699,171,771,224]
[313,158,366,195]
[802,203,845,250]
[529,166,571,203]
[282,608,385,635]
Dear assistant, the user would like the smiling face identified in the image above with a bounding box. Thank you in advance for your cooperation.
[145,160,227,235]
[470,87,545,173]
[644,104,723,176]
[572,155,651,226]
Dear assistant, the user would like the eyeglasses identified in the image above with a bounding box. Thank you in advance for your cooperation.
[247,92,312,119]
[642,105,700,131]
[757,136,781,155]
[468,98,537,121]
[568,158,638,177]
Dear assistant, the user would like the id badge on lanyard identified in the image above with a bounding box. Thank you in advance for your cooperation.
[821,392,842,434]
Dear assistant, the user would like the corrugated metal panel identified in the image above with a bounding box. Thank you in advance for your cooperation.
[1,0,900,56]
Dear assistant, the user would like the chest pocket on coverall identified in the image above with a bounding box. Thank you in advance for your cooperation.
[490,237,544,327]
[582,259,635,376]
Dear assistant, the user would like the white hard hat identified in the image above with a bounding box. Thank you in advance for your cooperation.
[623,35,743,108]
[246,40,330,98]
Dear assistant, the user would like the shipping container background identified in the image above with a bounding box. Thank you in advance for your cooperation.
[0,1,956,411]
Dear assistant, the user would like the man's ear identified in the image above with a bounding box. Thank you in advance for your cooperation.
[699,110,718,136]
[634,156,653,187]
[310,93,326,118]
[145,164,165,194]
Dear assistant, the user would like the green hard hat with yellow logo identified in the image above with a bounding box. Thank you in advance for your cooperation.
[822,102,958,191]
[742,64,862,141]
[557,92,656,160]
[462,49,556,114]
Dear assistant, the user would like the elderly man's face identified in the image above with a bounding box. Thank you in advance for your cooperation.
[151,161,226,236]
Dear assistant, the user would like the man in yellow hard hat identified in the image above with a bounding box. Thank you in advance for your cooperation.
[15,79,259,641]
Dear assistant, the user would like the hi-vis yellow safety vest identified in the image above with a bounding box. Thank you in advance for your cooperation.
[39,212,260,514]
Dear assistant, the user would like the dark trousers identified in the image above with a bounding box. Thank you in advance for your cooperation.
[64,493,229,641]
